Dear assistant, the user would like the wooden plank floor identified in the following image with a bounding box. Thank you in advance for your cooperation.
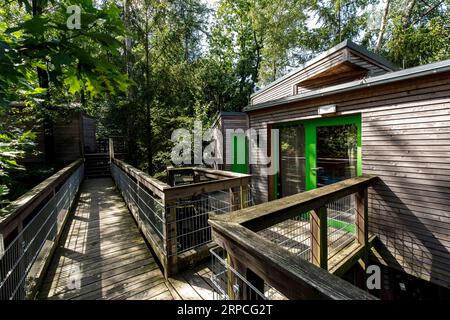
[38,178,214,300]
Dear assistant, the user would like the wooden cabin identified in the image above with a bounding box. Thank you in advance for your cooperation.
[216,39,450,292]
[19,107,97,166]
[211,112,248,173]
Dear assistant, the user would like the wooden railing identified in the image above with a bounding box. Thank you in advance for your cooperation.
[209,175,379,300]
[0,159,84,299]
[86,137,127,155]
[111,158,252,278]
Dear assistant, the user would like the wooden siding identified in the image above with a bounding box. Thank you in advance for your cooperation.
[247,71,450,289]
[82,116,97,153]
[213,114,248,171]
[251,48,391,106]
[348,50,391,76]
[53,112,83,163]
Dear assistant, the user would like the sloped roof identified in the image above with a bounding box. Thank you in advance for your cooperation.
[251,39,398,99]
[244,58,450,112]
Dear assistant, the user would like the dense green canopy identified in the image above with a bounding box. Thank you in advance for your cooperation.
[1,0,449,204]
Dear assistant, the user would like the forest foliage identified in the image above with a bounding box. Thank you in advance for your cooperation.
[0,0,449,204]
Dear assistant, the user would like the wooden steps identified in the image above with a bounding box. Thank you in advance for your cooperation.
[84,154,110,178]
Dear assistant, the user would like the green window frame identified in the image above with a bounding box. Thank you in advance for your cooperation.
[273,114,362,198]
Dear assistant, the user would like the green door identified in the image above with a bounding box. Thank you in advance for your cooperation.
[275,114,361,198]
[231,134,249,174]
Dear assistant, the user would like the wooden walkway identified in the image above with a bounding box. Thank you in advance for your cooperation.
[38,178,215,300]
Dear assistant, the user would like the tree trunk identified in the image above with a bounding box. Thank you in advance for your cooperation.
[145,5,153,174]
[33,0,54,165]
[402,0,416,29]
[375,0,390,53]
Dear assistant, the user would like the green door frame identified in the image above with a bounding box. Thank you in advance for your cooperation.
[274,114,362,198]
[231,134,249,174]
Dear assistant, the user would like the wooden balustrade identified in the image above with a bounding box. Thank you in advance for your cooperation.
[0,159,84,246]
[0,159,84,299]
[209,174,379,300]
[111,158,252,278]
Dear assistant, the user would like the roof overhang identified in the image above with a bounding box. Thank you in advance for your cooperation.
[244,59,450,113]
[250,39,398,100]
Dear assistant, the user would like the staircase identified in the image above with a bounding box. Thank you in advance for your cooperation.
[84,154,110,178]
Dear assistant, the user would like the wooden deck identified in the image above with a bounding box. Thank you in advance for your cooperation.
[38,178,214,300]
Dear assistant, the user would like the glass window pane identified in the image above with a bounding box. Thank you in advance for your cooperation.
[316,124,357,187]
[279,125,306,196]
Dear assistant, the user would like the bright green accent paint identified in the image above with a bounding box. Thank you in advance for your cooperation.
[273,132,279,198]
[231,134,249,174]
[273,114,362,196]
[327,218,356,233]
[305,125,316,191]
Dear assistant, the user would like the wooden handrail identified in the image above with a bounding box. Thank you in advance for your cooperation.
[167,166,250,179]
[209,174,379,300]
[0,159,84,238]
[210,220,376,300]
[114,158,251,202]
[113,158,170,200]
[112,158,252,277]
[213,174,378,232]
[163,176,251,201]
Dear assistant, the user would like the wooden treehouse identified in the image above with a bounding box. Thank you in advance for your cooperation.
[1,39,450,300]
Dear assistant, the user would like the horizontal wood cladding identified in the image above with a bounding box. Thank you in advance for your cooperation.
[251,50,345,105]
[248,71,450,288]
[214,114,248,171]
[53,112,83,163]
[251,48,391,106]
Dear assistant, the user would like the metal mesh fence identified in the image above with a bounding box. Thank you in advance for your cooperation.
[257,212,311,262]
[0,163,84,300]
[113,162,254,257]
[169,187,253,256]
[257,194,357,264]
[327,194,356,258]
[111,163,166,252]
[210,247,286,300]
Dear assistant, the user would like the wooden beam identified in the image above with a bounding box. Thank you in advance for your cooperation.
[310,207,328,270]
[213,175,379,232]
[164,200,178,278]
[355,187,369,270]
[163,176,251,201]
[210,220,376,300]
[331,235,377,277]
[356,188,369,246]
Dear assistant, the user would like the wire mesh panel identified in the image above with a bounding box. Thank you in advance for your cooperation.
[210,247,285,300]
[111,163,166,252]
[257,212,311,262]
[0,163,83,300]
[168,187,253,256]
[327,194,356,258]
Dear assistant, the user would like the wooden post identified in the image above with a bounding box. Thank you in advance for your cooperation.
[356,188,369,266]
[108,138,114,163]
[245,268,265,300]
[167,169,172,186]
[193,171,200,183]
[164,199,178,278]
[226,252,240,299]
[310,207,328,270]
[227,253,264,300]
[229,187,236,212]
[240,185,248,209]
[0,233,4,260]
